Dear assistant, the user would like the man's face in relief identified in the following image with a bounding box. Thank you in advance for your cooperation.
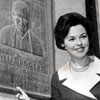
[13,9,30,34]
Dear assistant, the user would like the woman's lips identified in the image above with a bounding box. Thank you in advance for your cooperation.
[75,47,85,52]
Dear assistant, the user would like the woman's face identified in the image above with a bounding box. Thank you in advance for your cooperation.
[64,24,89,59]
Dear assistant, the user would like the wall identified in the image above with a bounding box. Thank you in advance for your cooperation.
[54,0,86,70]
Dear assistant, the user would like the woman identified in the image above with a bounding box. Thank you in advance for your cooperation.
[16,12,100,100]
[50,12,100,100]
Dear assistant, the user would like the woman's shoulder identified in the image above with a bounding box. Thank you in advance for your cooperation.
[51,71,59,81]
[51,61,70,84]
[89,56,100,75]
[92,55,100,65]
[92,56,100,71]
[58,61,70,80]
[51,62,70,85]
[51,71,59,87]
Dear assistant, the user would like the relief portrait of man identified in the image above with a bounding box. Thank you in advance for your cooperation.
[0,0,44,57]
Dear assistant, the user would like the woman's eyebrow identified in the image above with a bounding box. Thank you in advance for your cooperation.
[80,32,87,36]
[66,36,74,40]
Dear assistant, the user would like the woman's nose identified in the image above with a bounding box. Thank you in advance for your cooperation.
[76,38,82,45]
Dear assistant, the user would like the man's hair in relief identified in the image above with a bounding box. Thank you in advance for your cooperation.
[12,0,30,18]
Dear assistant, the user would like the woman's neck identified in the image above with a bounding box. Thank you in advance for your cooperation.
[71,56,90,68]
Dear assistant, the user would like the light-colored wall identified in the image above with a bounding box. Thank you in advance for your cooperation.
[0,93,17,100]
[54,0,86,70]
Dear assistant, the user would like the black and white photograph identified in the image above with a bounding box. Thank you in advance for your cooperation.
[0,0,100,100]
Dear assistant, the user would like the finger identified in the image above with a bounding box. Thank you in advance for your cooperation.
[16,93,22,100]
[16,93,29,100]
[18,95,26,100]
[16,87,25,95]
[16,93,21,98]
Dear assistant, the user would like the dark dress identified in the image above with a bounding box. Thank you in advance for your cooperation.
[50,71,100,100]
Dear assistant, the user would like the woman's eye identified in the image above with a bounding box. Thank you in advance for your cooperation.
[81,35,87,38]
[68,38,75,41]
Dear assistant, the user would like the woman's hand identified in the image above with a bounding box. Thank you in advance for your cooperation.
[16,87,30,100]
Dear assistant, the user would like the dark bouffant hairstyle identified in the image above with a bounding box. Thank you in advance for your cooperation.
[54,12,92,50]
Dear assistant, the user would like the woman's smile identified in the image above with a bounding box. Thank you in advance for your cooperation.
[75,46,85,52]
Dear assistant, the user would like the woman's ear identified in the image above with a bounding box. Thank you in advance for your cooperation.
[61,44,65,48]
[62,44,67,50]
[61,44,66,50]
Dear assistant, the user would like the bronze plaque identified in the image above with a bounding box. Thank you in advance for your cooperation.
[0,0,54,99]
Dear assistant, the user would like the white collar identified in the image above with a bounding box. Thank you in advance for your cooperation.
[58,56,100,100]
